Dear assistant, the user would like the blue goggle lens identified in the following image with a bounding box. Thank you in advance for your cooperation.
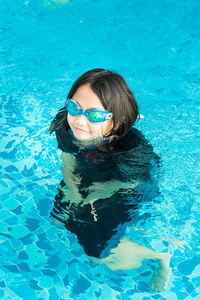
[67,100,81,116]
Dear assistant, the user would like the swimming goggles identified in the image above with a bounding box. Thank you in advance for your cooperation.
[66,98,112,123]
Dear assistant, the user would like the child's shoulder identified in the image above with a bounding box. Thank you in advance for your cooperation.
[112,127,150,152]
[112,127,160,166]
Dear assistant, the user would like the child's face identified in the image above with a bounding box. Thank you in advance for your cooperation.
[67,83,113,140]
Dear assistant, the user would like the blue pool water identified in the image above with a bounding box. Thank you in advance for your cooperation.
[1,0,200,299]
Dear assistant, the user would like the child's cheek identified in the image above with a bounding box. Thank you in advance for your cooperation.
[67,114,73,129]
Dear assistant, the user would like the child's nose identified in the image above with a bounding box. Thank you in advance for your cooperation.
[75,114,88,126]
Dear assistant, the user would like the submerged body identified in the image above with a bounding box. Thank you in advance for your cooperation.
[50,121,171,291]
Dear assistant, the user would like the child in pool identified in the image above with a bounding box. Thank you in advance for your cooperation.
[49,68,171,291]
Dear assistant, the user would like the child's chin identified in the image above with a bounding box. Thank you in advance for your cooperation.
[73,132,102,141]
[74,132,91,140]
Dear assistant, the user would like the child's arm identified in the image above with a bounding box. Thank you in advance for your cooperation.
[61,152,141,205]
[82,179,141,204]
[60,152,83,205]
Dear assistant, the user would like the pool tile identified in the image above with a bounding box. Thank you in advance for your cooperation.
[29,279,43,291]
[8,283,38,299]
[3,198,20,210]
[4,264,20,273]
[20,232,35,245]
[9,225,30,239]
[25,218,40,231]
[48,287,59,300]
[178,255,200,275]
[37,275,54,289]
[0,209,14,220]
[5,216,18,226]
[10,205,23,215]
[4,165,19,173]
[0,221,10,234]
[18,250,29,260]
[182,276,195,294]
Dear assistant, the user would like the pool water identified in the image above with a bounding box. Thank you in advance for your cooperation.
[1,0,200,299]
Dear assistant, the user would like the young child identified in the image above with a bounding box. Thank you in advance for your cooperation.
[49,68,171,291]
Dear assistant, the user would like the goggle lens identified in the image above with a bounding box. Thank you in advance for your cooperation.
[87,111,106,123]
[67,100,80,116]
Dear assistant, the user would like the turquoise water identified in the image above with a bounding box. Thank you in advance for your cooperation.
[1,0,200,299]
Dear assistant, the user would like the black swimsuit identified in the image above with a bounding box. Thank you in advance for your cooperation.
[51,123,160,258]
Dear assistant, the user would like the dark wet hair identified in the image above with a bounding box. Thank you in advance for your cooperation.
[49,68,140,138]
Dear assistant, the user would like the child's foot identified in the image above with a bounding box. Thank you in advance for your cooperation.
[150,252,171,291]
[150,267,171,291]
